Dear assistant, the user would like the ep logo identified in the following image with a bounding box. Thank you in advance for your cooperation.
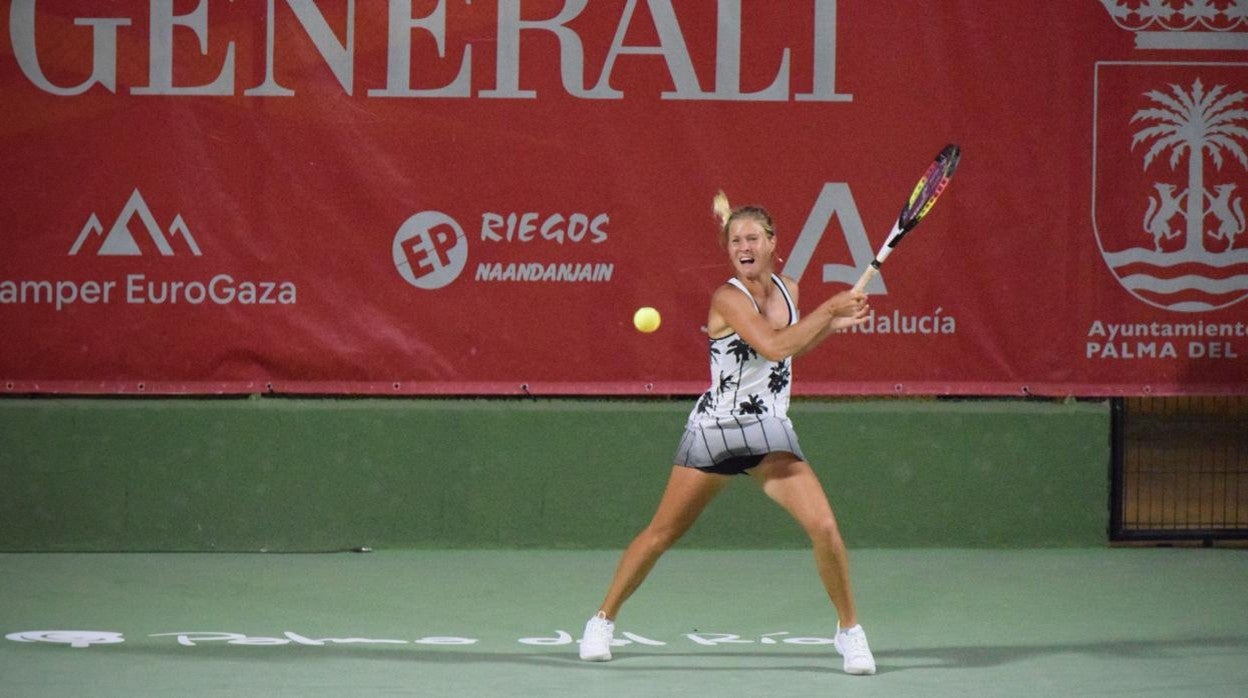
[392,212,468,290]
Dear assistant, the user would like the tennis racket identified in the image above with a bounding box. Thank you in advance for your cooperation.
[853,144,961,294]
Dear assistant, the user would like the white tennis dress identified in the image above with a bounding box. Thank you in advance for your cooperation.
[673,274,806,473]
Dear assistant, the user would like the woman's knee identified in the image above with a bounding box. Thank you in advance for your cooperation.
[806,515,845,548]
[639,523,687,552]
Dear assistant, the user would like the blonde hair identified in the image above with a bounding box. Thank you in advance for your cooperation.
[712,190,775,247]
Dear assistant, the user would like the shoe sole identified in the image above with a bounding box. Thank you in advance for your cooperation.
[834,638,875,675]
[842,665,876,675]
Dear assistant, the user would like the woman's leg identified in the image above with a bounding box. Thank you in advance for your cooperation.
[596,465,731,619]
[749,452,859,628]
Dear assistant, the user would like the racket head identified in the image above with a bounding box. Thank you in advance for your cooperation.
[897,143,961,235]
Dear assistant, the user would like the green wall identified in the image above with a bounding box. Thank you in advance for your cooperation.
[0,398,1109,551]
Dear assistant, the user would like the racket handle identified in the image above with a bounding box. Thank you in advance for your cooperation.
[852,262,880,295]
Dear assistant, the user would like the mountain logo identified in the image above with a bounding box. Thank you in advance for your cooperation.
[69,189,202,257]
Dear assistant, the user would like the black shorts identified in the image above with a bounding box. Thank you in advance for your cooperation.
[695,454,767,475]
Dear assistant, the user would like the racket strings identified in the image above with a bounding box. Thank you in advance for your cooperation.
[901,147,960,229]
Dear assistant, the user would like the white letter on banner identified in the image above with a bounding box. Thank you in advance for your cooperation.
[590,0,708,100]
[796,0,851,102]
[369,0,470,97]
[10,1,130,95]
[480,0,589,99]
[782,183,882,292]
[246,0,356,96]
[133,0,235,95]
[708,0,788,101]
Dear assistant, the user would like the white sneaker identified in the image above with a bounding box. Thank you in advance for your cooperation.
[579,611,614,661]
[833,624,876,675]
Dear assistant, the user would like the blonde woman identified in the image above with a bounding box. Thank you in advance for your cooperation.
[578,193,878,675]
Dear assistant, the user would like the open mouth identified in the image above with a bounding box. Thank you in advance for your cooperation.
[738,256,756,267]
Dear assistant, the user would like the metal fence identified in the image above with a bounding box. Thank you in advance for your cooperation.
[1111,396,1248,542]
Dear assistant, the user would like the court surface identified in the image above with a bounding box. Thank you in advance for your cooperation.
[2,548,1246,697]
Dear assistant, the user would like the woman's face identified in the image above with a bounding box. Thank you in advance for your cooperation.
[726,217,775,279]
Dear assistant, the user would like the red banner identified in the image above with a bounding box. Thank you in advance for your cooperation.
[1,1,1246,396]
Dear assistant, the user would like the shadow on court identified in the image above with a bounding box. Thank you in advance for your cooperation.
[873,636,1248,671]
[568,636,1248,673]
[65,635,1248,675]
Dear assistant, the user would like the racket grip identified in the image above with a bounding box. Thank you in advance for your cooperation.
[852,263,880,295]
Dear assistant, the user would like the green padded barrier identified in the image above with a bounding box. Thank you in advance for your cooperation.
[0,398,1108,551]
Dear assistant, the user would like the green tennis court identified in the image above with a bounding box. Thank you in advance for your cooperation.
[3,548,1246,696]
[3,399,1245,695]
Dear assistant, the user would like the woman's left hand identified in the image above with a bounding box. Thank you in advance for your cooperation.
[829,296,870,330]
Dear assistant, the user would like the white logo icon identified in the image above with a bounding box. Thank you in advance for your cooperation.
[69,189,202,256]
[6,630,125,648]
[783,183,883,292]
[392,212,468,290]
[1095,74,1248,312]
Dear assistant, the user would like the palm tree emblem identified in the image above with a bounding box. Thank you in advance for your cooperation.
[1094,74,1248,312]
[1131,78,1248,254]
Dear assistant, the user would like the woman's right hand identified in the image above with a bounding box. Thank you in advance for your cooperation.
[824,291,870,330]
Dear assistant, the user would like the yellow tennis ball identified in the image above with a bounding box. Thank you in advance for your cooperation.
[633,306,661,333]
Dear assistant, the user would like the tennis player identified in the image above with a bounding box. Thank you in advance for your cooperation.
[578,192,877,675]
